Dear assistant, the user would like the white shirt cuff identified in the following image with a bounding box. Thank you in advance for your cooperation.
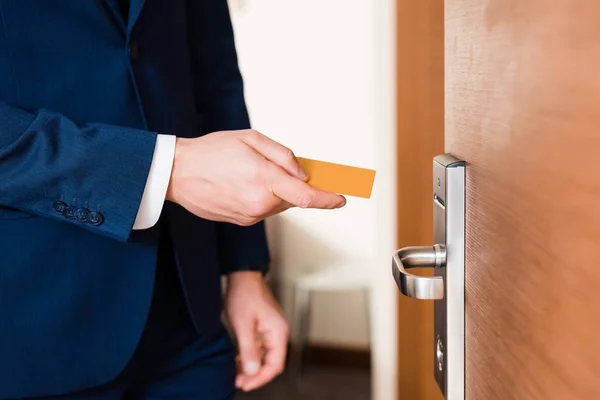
[133,134,176,230]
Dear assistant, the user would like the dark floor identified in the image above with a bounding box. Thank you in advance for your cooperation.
[237,367,371,400]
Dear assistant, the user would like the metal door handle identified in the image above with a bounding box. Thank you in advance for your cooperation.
[392,244,446,300]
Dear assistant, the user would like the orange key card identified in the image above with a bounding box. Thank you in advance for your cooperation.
[296,157,376,199]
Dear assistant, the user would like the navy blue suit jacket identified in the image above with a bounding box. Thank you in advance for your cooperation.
[0,0,270,397]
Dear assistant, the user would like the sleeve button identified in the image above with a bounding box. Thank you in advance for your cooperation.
[88,211,104,226]
[75,207,90,222]
[52,200,68,215]
[64,206,77,220]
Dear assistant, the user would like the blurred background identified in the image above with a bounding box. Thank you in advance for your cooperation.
[225,1,600,399]
[228,0,399,399]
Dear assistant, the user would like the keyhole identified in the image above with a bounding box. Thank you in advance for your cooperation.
[436,336,444,371]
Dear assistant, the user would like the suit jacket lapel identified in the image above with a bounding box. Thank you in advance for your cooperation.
[104,0,128,32]
[127,0,146,36]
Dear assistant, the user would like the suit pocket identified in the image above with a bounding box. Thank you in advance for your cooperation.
[0,206,36,220]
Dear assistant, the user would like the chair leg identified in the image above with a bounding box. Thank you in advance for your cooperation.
[364,288,372,345]
[290,285,311,381]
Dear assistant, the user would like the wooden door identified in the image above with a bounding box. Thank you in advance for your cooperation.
[396,0,445,398]
[447,0,600,399]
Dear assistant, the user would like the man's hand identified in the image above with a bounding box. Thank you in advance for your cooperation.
[225,271,289,392]
[166,129,346,225]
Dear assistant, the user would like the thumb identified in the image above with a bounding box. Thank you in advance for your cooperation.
[236,320,261,376]
[239,130,308,181]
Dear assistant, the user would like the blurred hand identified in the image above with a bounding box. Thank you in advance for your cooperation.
[166,129,346,225]
[225,271,289,392]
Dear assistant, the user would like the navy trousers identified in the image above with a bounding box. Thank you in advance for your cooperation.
[17,223,237,400]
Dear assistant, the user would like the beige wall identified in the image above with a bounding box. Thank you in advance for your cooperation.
[231,0,376,349]
[231,1,398,399]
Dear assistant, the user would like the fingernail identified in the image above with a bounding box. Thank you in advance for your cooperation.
[338,197,347,208]
[244,361,260,375]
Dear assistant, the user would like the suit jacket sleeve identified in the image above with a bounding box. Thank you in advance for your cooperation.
[0,101,157,242]
[186,0,270,274]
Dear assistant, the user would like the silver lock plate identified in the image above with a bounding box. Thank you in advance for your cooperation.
[433,154,465,400]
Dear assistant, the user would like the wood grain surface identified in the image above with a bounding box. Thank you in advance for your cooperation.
[396,0,445,398]
[446,0,600,399]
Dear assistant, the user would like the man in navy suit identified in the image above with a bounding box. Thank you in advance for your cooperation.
[0,1,345,399]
